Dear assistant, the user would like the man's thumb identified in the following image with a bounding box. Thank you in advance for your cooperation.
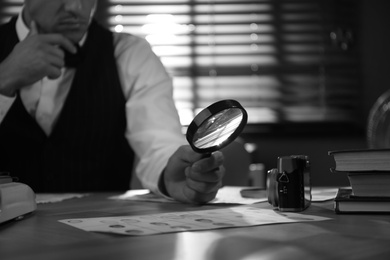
[28,20,39,36]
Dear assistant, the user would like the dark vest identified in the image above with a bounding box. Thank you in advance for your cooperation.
[0,17,135,192]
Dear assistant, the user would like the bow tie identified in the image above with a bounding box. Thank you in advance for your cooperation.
[64,44,85,68]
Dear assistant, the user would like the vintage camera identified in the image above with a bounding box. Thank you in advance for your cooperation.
[266,155,311,212]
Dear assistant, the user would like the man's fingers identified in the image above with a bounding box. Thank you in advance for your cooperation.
[175,145,203,164]
[46,52,65,69]
[182,185,218,204]
[186,177,222,193]
[185,165,224,182]
[46,46,65,62]
[43,48,65,78]
[46,66,63,80]
[191,151,224,173]
[42,34,77,54]
[28,20,77,54]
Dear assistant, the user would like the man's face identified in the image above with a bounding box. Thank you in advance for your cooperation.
[23,0,97,43]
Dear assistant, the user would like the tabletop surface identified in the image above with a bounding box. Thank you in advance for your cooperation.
[1,191,390,260]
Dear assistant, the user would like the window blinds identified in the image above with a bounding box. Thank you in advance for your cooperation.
[0,0,361,127]
[0,0,22,24]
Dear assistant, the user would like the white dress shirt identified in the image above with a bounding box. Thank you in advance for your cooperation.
[0,13,187,195]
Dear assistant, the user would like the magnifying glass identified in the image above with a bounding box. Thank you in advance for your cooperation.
[186,99,248,153]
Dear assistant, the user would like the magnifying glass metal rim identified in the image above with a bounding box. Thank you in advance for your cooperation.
[186,99,248,153]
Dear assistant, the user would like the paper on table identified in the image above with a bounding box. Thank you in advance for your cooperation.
[59,205,331,236]
[311,187,347,202]
[110,186,268,205]
[36,193,89,204]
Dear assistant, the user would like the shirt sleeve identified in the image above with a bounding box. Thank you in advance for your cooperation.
[0,94,16,124]
[114,33,187,197]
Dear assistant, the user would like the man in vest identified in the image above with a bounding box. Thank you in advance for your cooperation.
[0,0,225,204]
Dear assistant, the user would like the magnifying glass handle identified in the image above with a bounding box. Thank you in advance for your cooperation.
[201,152,212,158]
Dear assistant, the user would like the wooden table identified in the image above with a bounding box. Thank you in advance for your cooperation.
[1,192,390,260]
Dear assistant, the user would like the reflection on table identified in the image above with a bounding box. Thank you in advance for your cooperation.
[1,190,390,260]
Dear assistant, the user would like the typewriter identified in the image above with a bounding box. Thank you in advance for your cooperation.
[0,172,36,224]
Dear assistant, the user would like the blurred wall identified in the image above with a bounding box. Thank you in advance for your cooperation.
[360,0,390,118]
[241,0,390,187]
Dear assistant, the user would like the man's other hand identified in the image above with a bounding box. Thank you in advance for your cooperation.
[163,145,225,204]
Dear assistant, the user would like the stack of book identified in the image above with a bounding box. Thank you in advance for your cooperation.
[328,148,390,213]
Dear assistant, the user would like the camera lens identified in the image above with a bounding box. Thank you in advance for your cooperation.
[266,168,279,207]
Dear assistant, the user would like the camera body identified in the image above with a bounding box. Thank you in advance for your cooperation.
[267,155,311,212]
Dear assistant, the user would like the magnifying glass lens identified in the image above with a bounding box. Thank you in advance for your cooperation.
[193,108,243,149]
[186,100,248,153]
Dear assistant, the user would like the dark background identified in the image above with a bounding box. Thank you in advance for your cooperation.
[242,0,390,187]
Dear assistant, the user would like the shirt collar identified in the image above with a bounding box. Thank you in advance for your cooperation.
[15,8,87,45]
[16,9,28,42]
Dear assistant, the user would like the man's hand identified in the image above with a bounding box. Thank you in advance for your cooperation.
[0,21,76,96]
[163,145,225,204]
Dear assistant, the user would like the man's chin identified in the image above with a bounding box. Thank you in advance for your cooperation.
[54,21,89,43]
[61,31,87,44]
